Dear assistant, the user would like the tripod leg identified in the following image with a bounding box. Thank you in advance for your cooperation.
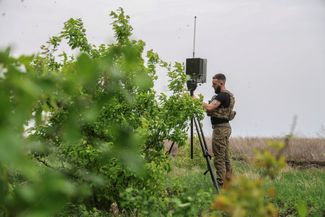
[166,141,176,155]
[191,116,194,159]
[193,116,219,192]
[195,115,210,155]
[190,90,194,159]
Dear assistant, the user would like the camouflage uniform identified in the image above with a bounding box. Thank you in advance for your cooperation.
[208,90,235,187]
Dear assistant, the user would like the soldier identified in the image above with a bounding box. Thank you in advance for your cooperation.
[202,73,236,187]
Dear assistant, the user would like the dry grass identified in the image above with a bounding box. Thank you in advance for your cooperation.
[166,137,325,165]
[228,137,325,163]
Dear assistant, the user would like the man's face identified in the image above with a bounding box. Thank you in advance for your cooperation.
[212,79,222,93]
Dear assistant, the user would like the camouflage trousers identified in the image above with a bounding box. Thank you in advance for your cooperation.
[212,124,232,187]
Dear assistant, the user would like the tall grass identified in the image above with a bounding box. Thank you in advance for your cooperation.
[228,137,325,163]
[274,168,325,217]
[166,141,325,216]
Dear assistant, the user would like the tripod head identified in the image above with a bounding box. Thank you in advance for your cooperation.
[186,79,197,93]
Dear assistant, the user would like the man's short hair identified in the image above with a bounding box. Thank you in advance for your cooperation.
[213,73,226,82]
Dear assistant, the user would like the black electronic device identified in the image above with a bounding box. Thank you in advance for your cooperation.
[186,58,207,84]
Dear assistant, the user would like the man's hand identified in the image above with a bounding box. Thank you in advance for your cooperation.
[202,102,208,108]
[192,94,203,99]
[192,94,199,99]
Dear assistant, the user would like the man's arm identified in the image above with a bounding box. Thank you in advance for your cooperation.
[203,100,221,112]
[192,94,221,112]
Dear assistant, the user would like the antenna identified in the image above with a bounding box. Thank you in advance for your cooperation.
[192,16,197,58]
[186,15,207,85]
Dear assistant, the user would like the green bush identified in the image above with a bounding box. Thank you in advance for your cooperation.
[0,8,203,216]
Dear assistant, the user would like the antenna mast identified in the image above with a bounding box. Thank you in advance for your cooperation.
[192,16,197,58]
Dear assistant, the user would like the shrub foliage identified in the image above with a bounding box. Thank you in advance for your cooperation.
[0,8,203,216]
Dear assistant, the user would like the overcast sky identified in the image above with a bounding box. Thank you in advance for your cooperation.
[1,0,325,137]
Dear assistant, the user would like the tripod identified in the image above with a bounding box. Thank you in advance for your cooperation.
[168,16,219,192]
[167,83,219,192]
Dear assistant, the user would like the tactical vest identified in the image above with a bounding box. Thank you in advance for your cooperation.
[207,90,235,121]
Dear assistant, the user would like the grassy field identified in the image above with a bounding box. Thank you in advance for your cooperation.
[166,138,325,216]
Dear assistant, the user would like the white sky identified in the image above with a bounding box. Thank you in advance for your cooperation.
[1,0,325,137]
